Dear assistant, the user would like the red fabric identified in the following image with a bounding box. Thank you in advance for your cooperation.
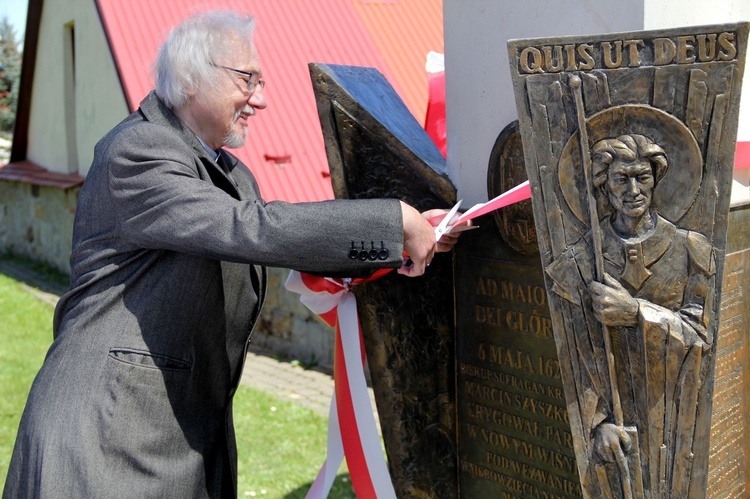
[425,70,446,157]
[736,141,750,169]
[333,324,377,499]
[299,268,394,498]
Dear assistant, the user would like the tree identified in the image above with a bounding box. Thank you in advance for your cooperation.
[0,17,22,134]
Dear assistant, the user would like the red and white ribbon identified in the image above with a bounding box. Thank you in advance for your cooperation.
[285,181,534,497]
[286,269,396,499]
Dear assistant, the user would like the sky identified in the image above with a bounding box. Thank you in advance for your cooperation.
[1,0,29,46]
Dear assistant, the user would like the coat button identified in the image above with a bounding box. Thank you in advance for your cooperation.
[378,249,389,260]
[350,241,362,259]
[368,249,379,260]
[359,250,369,261]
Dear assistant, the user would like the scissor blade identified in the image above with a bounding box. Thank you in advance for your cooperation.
[435,200,462,241]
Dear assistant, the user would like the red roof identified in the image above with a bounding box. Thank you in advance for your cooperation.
[95,0,443,202]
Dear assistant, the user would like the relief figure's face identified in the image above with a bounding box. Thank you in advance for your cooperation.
[605,157,655,219]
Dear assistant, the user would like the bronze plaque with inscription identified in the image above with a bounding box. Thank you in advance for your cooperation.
[508,23,748,498]
[455,219,582,498]
[706,203,750,498]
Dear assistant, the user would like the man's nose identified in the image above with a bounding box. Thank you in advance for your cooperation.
[248,87,267,110]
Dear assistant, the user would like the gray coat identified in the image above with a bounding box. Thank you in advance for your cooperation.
[3,92,403,498]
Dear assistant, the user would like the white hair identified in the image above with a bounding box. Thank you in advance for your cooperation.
[154,11,257,109]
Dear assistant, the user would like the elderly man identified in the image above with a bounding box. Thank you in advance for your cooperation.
[546,133,714,494]
[3,10,459,498]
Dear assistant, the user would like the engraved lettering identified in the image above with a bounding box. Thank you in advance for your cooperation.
[505,311,553,337]
[476,277,498,296]
[601,40,622,68]
[546,385,564,400]
[696,33,717,61]
[677,35,697,63]
[545,426,574,448]
[516,31,738,73]
[623,39,644,66]
[653,37,677,65]
[461,458,582,497]
[577,43,595,70]
[564,44,578,71]
[520,46,544,73]
[465,381,569,424]
[543,45,565,72]
[460,363,566,400]
[476,305,503,325]
[718,31,737,60]
[476,344,561,378]
[464,456,581,494]
[499,281,547,305]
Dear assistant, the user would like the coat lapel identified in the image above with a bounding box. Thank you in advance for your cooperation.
[137,91,267,332]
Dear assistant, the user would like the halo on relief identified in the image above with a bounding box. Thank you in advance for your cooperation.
[558,104,703,225]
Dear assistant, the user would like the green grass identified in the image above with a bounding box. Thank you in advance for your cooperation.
[0,272,354,497]
[234,387,355,498]
[0,274,55,475]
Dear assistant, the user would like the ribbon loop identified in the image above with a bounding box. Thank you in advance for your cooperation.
[286,271,396,499]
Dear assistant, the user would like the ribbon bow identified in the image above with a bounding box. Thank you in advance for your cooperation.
[286,269,396,499]
[285,180,533,497]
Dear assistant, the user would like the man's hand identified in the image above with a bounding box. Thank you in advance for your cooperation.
[399,202,437,276]
[421,208,472,253]
[399,203,473,277]
[590,273,639,327]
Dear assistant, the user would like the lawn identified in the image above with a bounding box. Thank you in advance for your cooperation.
[0,272,354,497]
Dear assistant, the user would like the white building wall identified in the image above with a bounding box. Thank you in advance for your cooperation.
[27,0,128,175]
[643,0,750,143]
[444,0,749,205]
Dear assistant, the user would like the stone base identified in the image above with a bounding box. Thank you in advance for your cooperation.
[0,179,79,273]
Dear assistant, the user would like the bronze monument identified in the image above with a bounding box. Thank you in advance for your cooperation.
[307,22,750,498]
[508,23,748,497]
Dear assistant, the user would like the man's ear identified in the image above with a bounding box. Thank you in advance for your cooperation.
[184,84,199,98]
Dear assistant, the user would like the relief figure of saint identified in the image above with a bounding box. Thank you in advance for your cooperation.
[546,133,715,495]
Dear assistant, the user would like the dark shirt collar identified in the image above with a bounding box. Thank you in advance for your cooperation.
[197,136,220,162]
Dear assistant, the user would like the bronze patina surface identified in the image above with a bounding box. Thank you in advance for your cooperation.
[487,121,538,256]
[459,133,750,499]
[508,23,748,498]
[308,25,750,496]
[706,202,750,497]
[454,215,583,498]
[310,63,458,497]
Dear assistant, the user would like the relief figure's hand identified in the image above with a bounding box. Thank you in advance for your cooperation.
[590,273,639,327]
[593,422,632,464]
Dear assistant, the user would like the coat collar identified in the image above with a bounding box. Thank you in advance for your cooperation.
[138,91,241,196]
[139,91,212,161]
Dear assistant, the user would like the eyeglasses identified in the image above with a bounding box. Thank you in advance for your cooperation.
[213,64,266,94]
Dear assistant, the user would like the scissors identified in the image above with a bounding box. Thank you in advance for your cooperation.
[433,200,463,242]
[403,200,473,269]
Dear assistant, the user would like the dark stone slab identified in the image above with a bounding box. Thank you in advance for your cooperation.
[310,63,458,497]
